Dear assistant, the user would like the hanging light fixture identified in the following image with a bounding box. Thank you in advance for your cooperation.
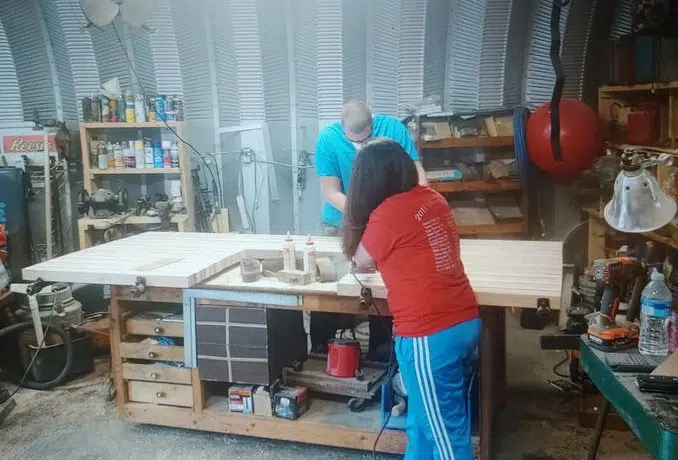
[604,150,677,233]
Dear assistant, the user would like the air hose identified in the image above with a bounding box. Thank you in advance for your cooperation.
[0,321,73,390]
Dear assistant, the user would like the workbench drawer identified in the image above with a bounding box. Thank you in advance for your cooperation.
[126,312,184,338]
[120,342,184,363]
[127,381,193,408]
[122,363,191,385]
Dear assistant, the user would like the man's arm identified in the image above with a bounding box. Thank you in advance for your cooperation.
[415,161,428,186]
[320,176,347,213]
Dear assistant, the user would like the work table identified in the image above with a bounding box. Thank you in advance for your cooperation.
[21,231,564,459]
[23,232,563,309]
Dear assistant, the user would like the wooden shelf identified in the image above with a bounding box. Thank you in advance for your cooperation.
[599,81,678,94]
[90,168,181,176]
[457,220,525,236]
[78,214,190,231]
[430,178,522,194]
[81,121,180,129]
[423,136,514,149]
[584,207,678,251]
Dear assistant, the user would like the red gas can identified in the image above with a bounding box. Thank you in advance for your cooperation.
[626,104,657,145]
[326,339,361,378]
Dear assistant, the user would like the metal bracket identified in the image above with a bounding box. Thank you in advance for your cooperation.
[359,287,374,311]
[130,277,146,298]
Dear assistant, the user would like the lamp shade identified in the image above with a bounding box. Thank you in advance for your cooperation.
[604,168,677,233]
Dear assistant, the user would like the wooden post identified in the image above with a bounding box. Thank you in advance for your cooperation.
[109,288,128,417]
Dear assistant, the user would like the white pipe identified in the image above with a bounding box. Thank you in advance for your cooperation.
[286,0,300,234]
[44,130,52,260]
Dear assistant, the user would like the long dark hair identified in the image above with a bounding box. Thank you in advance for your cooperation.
[342,137,419,257]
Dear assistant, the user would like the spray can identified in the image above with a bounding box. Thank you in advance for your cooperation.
[101,95,111,122]
[155,95,166,121]
[90,95,101,122]
[282,232,296,270]
[166,95,176,121]
[175,96,184,121]
[135,140,145,168]
[116,98,125,122]
[82,96,92,122]
[147,97,156,122]
[303,234,317,282]
[144,139,154,168]
[109,98,118,122]
[125,90,136,123]
[162,141,172,168]
[114,143,124,169]
[134,94,146,123]
[153,140,163,168]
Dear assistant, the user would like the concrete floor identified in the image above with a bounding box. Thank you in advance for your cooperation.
[3,315,650,460]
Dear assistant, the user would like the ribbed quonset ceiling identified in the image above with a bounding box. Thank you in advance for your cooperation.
[0,0,633,124]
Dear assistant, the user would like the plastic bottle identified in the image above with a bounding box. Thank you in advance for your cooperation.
[639,268,673,356]
[282,232,296,270]
[144,139,154,168]
[303,234,317,282]
[170,141,179,167]
[162,141,172,168]
[123,141,136,168]
[153,140,163,168]
[134,94,146,123]
[113,143,124,169]
[134,140,145,169]
[106,142,115,169]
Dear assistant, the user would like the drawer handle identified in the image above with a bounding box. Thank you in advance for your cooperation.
[150,373,160,380]
[148,352,157,359]
[154,327,164,334]
[156,392,166,399]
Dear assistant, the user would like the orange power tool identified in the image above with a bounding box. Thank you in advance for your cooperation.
[586,257,645,351]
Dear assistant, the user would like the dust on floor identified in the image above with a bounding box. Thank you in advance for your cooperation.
[2,315,650,460]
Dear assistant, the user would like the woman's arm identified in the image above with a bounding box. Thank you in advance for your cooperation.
[353,242,376,272]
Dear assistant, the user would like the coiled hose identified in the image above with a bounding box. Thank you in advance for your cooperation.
[0,321,73,390]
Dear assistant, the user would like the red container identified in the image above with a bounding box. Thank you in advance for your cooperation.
[326,339,361,378]
[626,104,657,145]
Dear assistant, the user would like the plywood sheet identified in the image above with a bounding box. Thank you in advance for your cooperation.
[23,232,563,308]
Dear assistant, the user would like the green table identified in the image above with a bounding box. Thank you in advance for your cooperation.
[579,337,678,460]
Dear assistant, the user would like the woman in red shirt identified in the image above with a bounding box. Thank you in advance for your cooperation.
[343,138,480,460]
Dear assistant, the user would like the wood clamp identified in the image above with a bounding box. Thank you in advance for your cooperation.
[130,277,146,298]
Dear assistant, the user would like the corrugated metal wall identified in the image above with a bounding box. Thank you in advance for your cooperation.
[0,0,633,232]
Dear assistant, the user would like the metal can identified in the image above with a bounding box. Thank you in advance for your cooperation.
[125,90,136,123]
[82,96,92,122]
[175,97,184,121]
[166,95,175,121]
[101,96,110,122]
[90,96,101,122]
[97,153,108,170]
[109,98,118,122]
[147,97,156,122]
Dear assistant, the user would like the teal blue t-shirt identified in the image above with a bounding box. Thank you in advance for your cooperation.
[315,114,419,228]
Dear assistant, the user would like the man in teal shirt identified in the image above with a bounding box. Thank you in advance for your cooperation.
[316,101,427,234]
[311,101,427,356]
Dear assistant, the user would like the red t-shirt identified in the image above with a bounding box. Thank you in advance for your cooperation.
[361,186,478,337]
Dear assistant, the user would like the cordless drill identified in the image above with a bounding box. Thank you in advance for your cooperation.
[587,257,645,351]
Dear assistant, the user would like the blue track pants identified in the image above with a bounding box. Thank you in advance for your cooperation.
[395,318,481,460]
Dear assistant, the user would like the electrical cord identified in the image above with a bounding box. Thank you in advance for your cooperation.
[349,264,395,458]
[553,350,571,379]
[110,22,223,208]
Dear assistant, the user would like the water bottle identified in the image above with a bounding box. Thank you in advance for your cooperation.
[639,268,672,356]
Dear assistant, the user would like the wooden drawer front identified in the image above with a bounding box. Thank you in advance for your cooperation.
[126,316,184,338]
[122,363,191,385]
[127,381,193,407]
[120,342,184,362]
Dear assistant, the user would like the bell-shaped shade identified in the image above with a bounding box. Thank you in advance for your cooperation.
[604,168,677,233]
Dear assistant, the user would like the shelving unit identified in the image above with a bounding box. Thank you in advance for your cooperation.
[78,121,194,249]
[417,116,528,237]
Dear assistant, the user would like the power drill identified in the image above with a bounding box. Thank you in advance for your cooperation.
[587,257,645,351]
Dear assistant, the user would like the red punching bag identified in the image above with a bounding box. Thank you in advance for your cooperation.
[527,99,603,179]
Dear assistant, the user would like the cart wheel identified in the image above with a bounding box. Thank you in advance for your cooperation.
[355,369,364,381]
[292,360,304,372]
[348,398,367,413]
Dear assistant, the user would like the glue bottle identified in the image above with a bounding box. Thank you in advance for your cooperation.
[303,234,317,282]
[283,232,296,270]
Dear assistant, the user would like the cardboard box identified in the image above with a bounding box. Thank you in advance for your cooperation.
[420,121,452,141]
[253,386,273,417]
[229,385,255,414]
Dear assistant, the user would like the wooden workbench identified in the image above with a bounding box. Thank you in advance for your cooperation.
[23,232,563,458]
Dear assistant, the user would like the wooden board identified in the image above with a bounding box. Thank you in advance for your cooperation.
[23,232,562,309]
